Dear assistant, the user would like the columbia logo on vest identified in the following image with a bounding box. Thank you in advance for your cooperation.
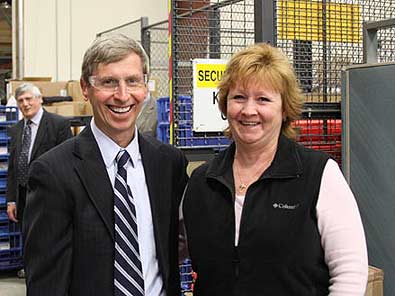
[273,203,300,210]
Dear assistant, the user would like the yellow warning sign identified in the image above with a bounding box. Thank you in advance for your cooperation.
[196,63,227,88]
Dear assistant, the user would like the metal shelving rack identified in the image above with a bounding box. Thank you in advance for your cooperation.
[0,106,22,271]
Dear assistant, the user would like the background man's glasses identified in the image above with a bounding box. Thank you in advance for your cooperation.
[88,74,147,93]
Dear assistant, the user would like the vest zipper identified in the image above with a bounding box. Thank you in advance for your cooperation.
[233,246,240,279]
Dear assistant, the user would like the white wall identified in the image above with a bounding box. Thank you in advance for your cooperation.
[23,0,167,80]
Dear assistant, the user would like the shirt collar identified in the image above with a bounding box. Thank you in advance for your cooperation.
[26,107,43,126]
[90,119,141,168]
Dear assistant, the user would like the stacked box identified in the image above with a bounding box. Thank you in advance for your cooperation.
[365,266,384,296]
[180,258,193,295]
[156,96,230,148]
[293,119,342,166]
[0,106,23,271]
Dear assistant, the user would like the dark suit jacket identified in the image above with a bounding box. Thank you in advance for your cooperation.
[6,109,73,219]
[23,125,188,296]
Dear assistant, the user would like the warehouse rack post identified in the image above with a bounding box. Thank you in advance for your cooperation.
[363,18,395,63]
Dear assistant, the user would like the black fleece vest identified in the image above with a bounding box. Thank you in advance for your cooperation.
[184,137,331,296]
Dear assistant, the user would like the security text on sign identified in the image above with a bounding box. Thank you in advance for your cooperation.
[196,64,226,88]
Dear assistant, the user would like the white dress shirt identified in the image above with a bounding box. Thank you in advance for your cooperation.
[91,119,165,296]
[26,107,44,163]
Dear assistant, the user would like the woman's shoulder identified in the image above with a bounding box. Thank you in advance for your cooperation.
[292,139,331,162]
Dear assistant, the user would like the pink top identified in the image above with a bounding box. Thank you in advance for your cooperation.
[234,159,368,295]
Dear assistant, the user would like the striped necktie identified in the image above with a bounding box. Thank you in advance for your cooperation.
[17,119,32,186]
[114,150,145,296]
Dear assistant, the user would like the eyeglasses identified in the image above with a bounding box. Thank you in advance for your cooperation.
[88,74,148,93]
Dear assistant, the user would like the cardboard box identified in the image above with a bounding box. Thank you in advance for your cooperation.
[67,80,86,101]
[50,102,87,117]
[7,80,68,97]
[22,77,51,81]
[43,105,58,114]
[365,266,384,296]
[148,77,159,99]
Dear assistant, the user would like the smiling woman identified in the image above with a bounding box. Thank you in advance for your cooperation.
[182,43,369,296]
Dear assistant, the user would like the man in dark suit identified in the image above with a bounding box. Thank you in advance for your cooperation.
[23,34,188,296]
[6,82,73,224]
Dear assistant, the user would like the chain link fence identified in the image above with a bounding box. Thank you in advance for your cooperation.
[168,0,395,154]
[364,0,395,64]
[376,25,395,63]
[95,1,395,154]
[275,0,395,103]
[170,0,255,148]
[144,21,170,98]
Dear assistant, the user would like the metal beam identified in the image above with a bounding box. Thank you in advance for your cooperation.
[363,18,395,63]
[140,17,150,59]
[254,0,275,44]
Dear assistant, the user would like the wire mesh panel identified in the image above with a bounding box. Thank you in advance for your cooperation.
[0,106,21,271]
[275,0,395,103]
[94,1,395,162]
[171,0,255,148]
[171,0,395,151]
[377,26,395,63]
[145,22,170,98]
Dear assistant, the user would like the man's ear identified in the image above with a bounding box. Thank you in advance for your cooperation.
[80,78,89,102]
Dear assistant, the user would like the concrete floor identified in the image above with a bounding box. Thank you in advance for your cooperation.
[0,271,26,296]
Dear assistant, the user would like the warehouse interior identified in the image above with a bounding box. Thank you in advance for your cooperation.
[0,0,394,295]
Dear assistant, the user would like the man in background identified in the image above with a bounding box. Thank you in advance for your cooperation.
[136,92,158,138]
[7,83,73,223]
[6,83,73,276]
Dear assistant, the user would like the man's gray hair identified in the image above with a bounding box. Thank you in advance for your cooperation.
[81,34,150,82]
[15,83,42,99]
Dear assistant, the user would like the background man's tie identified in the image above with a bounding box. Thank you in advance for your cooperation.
[17,120,32,186]
[114,150,145,296]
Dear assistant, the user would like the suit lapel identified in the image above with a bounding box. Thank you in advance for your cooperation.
[30,110,47,161]
[139,135,171,274]
[139,135,167,229]
[74,126,115,239]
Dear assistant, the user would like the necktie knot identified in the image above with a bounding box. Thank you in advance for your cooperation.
[116,150,130,169]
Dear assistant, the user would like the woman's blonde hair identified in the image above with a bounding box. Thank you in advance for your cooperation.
[218,43,303,139]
